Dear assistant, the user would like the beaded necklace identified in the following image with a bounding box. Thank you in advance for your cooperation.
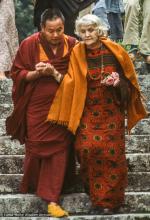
[87,45,105,81]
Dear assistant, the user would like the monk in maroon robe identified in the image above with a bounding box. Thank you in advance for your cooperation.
[6,8,76,217]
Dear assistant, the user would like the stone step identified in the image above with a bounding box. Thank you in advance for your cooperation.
[0,118,150,137]
[0,154,149,174]
[130,119,150,135]
[0,119,6,135]
[0,172,149,194]
[0,192,149,215]
[0,214,150,220]
[0,136,24,155]
[142,89,150,101]
[126,153,150,172]
[135,60,150,75]
[0,135,150,155]
[125,135,150,153]
[0,217,143,220]
[138,75,150,87]
[0,93,12,105]
[127,172,150,192]
[0,104,13,120]
[0,79,12,94]
[147,102,150,111]
[0,155,23,174]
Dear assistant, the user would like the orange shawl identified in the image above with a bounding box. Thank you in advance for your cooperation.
[47,38,148,134]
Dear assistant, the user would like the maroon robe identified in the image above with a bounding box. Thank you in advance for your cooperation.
[6,32,76,202]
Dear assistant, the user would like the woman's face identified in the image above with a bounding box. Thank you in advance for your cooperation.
[79,24,100,48]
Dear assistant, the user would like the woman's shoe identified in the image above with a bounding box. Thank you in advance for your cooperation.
[48,203,69,218]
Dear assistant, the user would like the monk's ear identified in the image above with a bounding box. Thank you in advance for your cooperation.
[40,23,45,32]
[40,23,43,30]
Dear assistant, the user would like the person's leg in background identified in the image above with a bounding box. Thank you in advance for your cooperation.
[123,0,140,61]
[92,0,110,36]
[105,0,124,42]
[0,0,18,79]
[139,0,150,64]
[107,12,123,41]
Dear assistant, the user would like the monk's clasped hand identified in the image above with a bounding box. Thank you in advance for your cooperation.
[35,62,55,76]
[43,63,55,76]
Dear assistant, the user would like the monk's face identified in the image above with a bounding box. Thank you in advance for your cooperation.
[41,18,64,45]
[79,24,100,49]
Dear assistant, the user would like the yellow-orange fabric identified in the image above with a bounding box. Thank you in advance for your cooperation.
[47,37,148,134]
[39,34,70,61]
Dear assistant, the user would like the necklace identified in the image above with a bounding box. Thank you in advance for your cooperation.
[88,47,104,81]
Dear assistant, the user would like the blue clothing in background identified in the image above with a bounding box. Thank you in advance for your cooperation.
[93,0,124,41]
[106,0,124,13]
[92,0,110,30]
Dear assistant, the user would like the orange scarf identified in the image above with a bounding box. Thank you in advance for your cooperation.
[47,38,148,134]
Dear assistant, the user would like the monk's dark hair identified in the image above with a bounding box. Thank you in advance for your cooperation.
[41,8,65,27]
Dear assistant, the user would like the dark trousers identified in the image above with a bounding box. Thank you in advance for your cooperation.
[107,12,123,41]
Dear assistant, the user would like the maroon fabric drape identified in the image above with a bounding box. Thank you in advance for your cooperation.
[6,32,76,144]
[6,33,76,201]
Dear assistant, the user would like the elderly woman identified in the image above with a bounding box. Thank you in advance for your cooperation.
[0,0,18,79]
[46,14,148,214]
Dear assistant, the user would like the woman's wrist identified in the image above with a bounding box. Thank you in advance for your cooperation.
[53,69,64,83]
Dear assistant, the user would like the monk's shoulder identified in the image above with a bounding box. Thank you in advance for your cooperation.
[64,34,77,48]
[20,32,39,48]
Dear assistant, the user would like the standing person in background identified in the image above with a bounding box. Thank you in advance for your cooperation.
[92,0,110,36]
[46,14,148,214]
[123,0,150,64]
[6,8,76,218]
[92,0,124,42]
[0,0,18,79]
[106,0,124,42]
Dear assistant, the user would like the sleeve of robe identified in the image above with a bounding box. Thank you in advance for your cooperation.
[11,34,39,105]
[6,34,39,144]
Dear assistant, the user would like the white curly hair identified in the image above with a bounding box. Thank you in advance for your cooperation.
[75,14,107,37]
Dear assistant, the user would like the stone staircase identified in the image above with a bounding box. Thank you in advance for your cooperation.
[0,66,150,219]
